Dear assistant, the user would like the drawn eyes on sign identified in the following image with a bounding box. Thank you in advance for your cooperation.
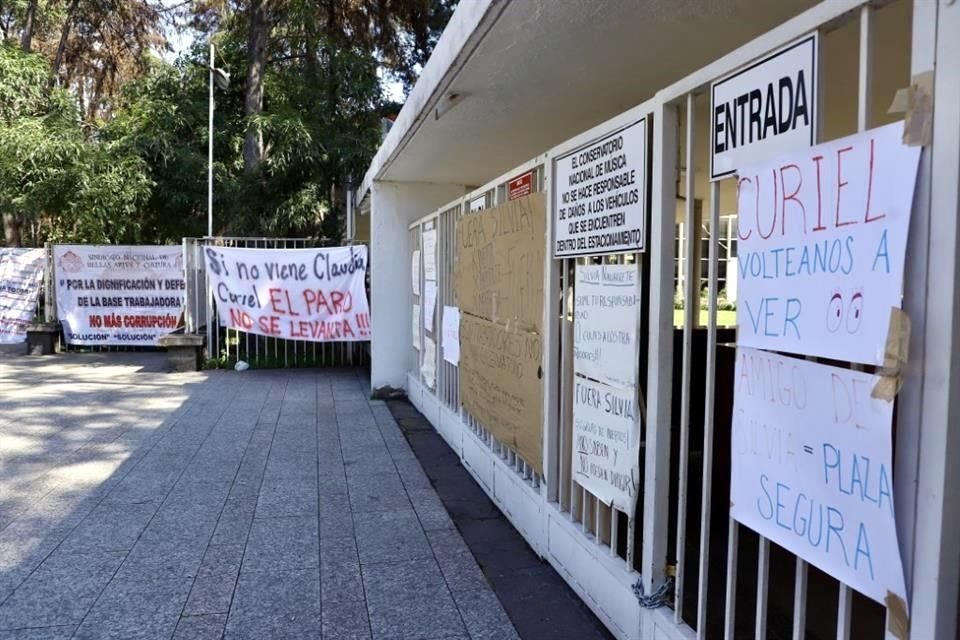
[827,290,844,333]
[846,291,864,334]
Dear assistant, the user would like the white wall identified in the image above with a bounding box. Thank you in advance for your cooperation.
[369,181,466,394]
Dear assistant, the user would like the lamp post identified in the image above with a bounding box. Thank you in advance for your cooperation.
[208,41,230,238]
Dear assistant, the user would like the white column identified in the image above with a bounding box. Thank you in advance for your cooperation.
[369,181,465,395]
[905,3,960,639]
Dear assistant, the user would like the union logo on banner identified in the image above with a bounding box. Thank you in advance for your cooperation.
[59,251,83,274]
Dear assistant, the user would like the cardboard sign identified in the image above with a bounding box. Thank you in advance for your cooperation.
[203,245,370,342]
[711,33,818,180]
[0,248,45,344]
[508,171,533,201]
[730,347,907,607]
[442,305,460,365]
[455,192,546,332]
[736,122,921,364]
[554,118,647,257]
[54,245,184,346]
[574,264,640,387]
[572,376,640,515]
[459,312,542,473]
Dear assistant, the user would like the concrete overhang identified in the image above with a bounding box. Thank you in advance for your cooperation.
[358,0,840,201]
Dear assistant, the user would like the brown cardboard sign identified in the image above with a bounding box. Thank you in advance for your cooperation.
[455,192,546,332]
[459,312,543,473]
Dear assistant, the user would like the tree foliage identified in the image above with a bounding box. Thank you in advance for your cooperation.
[0,0,455,247]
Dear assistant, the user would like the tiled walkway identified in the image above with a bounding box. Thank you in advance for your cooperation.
[0,354,518,640]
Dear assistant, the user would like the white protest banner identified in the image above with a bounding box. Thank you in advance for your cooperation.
[411,250,421,296]
[574,264,640,387]
[711,33,818,180]
[423,280,438,333]
[422,228,437,282]
[0,248,45,344]
[422,336,436,389]
[442,306,460,365]
[55,245,184,346]
[573,376,640,516]
[203,245,370,342]
[554,118,647,257]
[735,122,921,365]
[731,347,906,607]
[412,303,421,350]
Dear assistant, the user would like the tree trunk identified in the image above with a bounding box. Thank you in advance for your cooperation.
[19,0,37,52]
[52,0,80,84]
[243,0,270,173]
[3,213,21,248]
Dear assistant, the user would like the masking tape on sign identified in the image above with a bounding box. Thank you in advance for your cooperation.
[871,307,911,401]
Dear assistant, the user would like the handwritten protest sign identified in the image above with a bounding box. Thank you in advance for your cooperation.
[442,306,460,365]
[459,312,542,473]
[730,347,906,607]
[0,248,45,344]
[55,245,184,346]
[423,281,438,333]
[422,229,437,282]
[412,303,421,350]
[203,245,370,342]
[736,122,921,364]
[455,192,545,332]
[574,264,640,387]
[422,336,436,389]
[573,376,640,515]
[411,250,421,295]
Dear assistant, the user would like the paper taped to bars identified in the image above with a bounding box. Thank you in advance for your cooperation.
[204,245,370,342]
[729,347,907,607]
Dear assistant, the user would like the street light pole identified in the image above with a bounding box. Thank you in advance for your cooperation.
[207,40,214,238]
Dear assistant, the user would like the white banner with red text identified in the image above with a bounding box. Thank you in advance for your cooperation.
[0,248,45,344]
[204,245,370,342]
[54,245,185,346]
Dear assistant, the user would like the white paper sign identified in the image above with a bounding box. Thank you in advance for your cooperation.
[422,336,436,389]
[422,229,437,282]
[442,306,460,365]
[203,245,370,342]
[735,122,921,365]
[731,347,906,606]
[554,119,647,257]
[55,245,184,346]
[711,33,818,180]
[412,303,421,350]
[574,264,640,387]
[423,281,438,333]
[573,376,640,516]
[469,195,486,212]
[0,248,45,344]
[411,250,421,296]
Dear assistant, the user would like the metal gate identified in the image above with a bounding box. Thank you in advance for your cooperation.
[183,237,369,369]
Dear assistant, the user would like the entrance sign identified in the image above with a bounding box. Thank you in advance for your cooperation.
[572,376,640,516]
[735,122,921,364]
[574,264,640,387]
[553,119,647,257]
[730,347,907,607]
[0,248,45,344]
[711,33,818,180]
[55,245,184,346]
[204,245,370,342]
